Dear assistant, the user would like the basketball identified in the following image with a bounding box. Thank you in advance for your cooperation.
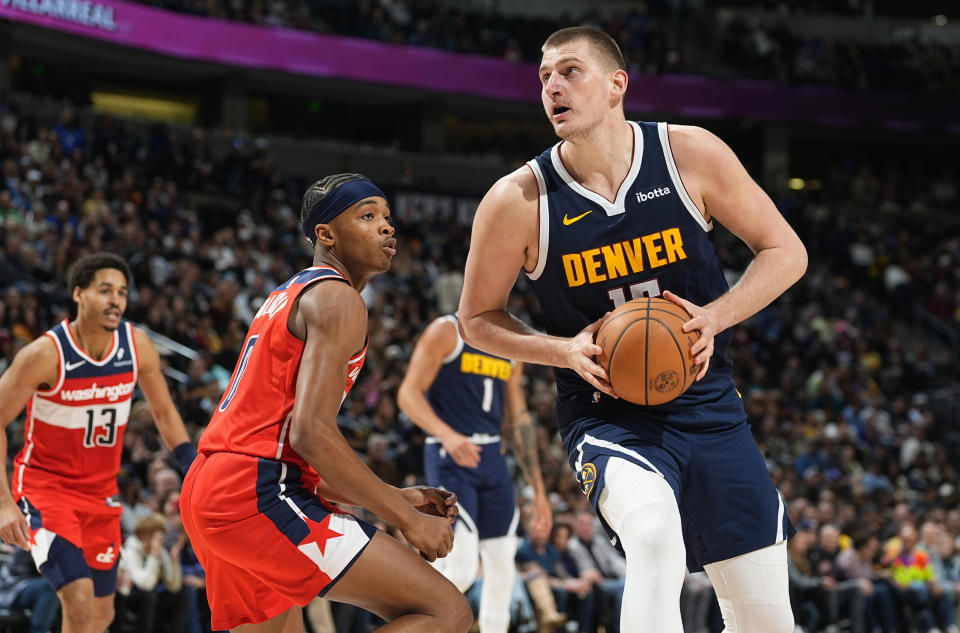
[595,298,701,406]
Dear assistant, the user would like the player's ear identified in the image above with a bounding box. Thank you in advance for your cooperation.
[314,223,335,248]
[72,286,83,304]
[610,69,627,103]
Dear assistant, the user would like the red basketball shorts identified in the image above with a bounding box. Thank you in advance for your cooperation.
[181,452,378,630]
[18,485,122,574]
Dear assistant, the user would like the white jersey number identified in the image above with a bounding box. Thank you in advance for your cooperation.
[607,279,662,307]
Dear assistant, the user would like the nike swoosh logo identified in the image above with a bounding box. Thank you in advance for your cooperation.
[65,360,86,371]
[563,210,592,226]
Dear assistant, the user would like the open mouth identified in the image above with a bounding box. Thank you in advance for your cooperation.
[382,239,397,255]
[552,106,571,117]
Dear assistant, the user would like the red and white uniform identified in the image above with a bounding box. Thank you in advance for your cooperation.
[183,266,376,630]
[13,319,137,570]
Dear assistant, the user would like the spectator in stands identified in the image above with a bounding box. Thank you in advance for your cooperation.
[0,547,61,633]
[836,529,898,633]
[549,523,596,633]
[886,522,956,633]
[788,521,825,633]
[115,514,183,633]
[807,523,868,633]
[516,515,566,633]
[566,510,625,633]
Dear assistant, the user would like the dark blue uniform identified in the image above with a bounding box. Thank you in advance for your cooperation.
[423,315,518,540]
[526,121,792,570]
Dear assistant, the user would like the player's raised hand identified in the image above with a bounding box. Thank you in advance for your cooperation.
[0,498,31,551]
[399,512,454,562]
[662,291,716,380]
[399,486,459,523]
[564,314,617,398]
[440,431,482,469]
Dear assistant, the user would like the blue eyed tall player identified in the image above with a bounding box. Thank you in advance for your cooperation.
[399,314,551,633]
[459,27,807,633]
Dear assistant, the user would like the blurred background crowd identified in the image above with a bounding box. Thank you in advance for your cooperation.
[1,0,959,632]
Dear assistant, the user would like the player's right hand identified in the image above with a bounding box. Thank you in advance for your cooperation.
[565,314,617,398]
[0,498,31,551]
[400,512,454,562]
[441,432,482,469]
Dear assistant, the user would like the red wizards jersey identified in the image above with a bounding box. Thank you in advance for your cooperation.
[13,320,138,508]
[199,266,367,489]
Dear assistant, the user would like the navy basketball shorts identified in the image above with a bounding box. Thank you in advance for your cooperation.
[566,419,793,572]
[424,440,518,540]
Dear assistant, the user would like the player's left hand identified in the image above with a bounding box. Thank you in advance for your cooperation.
[662,290,719,381]
[530,491,553,536]
[399,486,458,523]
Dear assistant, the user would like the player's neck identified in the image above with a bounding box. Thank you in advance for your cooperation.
[559,118,634,193]
[69,318,115,360]
[313,253,367,292]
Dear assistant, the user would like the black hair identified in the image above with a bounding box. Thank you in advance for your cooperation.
[68,252,133,291]
[300,173,370,244]
[542,26,626,71]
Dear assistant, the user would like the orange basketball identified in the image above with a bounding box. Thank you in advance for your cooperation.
[595,297,701,406]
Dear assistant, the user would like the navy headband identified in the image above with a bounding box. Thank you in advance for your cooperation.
[301,179,387,242]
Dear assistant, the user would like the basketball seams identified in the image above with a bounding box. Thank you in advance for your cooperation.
[647,316,688,395]
[597,297,699,406]
[643,297,650,405]
[606,318,641,403]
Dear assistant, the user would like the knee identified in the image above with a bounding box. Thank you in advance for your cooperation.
[95,602,115,629]
[61,600,94,630]
[619,505,683,565]
[761,607,794,633]
[724,600,794,633]
[444,592,474,633]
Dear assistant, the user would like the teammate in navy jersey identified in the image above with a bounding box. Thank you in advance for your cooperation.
[0,252,196,633]
[398,314,551,633]
[459,27,807,633]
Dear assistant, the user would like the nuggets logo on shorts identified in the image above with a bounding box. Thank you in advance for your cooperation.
[578,462,598,498]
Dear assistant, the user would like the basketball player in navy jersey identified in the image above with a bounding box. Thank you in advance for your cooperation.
[459,27,807,633]
[398,314,551,633]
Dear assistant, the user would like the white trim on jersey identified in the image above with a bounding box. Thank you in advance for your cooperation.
[525,159,550,281]
[29,397,132,430]
[35,333,65,396]
[549,121,644,217]
[62,319,120,366]
[276,412,293,460]
[657,122,713,232]
[17,396,38,493]
[127,322,139,384]
[574,433,664,479]
[775,490,785,543]
[439,316,465,364]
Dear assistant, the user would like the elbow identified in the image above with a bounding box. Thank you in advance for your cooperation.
[793,241,809,282]
[288,419,310,455]
[458,315,479,348]
[396,384,413,415]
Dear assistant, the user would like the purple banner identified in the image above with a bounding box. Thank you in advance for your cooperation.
[1,0,955,129]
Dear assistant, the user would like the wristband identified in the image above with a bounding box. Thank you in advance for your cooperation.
[172,442,198,477]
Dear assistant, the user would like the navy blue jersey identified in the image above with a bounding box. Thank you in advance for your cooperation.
[425,315,513,437]
[526,121,744,431]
